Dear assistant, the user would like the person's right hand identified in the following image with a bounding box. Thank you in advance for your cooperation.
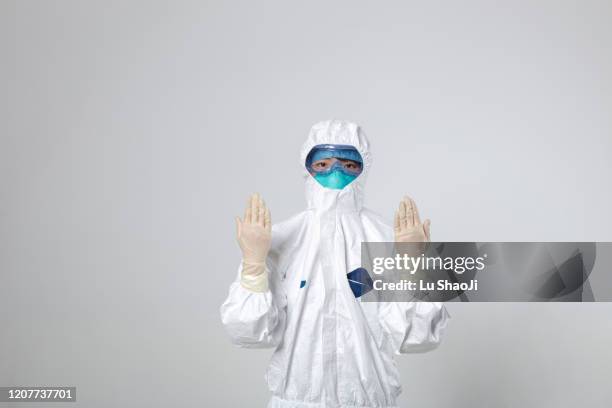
[235,193,272,265]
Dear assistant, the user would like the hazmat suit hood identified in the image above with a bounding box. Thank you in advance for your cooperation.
[300,120,371,212]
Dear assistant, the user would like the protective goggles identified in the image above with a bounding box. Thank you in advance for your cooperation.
[305,144,364,176]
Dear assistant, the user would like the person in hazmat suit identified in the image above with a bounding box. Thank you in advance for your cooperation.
[220,120,449,408]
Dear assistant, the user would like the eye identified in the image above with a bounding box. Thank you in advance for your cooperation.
[313,160,329,169]
[343,161,361,170]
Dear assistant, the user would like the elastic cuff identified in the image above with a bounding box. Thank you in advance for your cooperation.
[240,261,269,293]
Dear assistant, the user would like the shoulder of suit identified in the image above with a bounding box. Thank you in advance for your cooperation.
[269,211,310,248]
[360,207,392,229]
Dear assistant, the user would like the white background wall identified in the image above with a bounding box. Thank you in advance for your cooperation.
[2,1,612,407]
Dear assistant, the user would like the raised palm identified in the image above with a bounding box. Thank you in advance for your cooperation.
[394,196,431,242]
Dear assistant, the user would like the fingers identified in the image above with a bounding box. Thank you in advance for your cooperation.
[398,200,407,229]
[394,210,401,233]
[423,219,431,241]
[398,195,425,232]
[264,207,271,231]
[235,216,242,237]
[244,194,255,224]
[244,193,270,229]
[401,196,423,226]
[404,197,414,227]
[399,197,415,228]
[406,196,421,225]
[250,193,259,224]
[258,195,266,227]
[245,203,252,224]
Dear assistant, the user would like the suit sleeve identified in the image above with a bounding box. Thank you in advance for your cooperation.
[220,261,287,348]
[379,301,450,354]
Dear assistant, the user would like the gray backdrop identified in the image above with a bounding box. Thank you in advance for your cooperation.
[2,1,612,407]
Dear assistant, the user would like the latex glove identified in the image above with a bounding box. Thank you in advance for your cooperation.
[235,193,272,292]
[394,196,431,243]
[394,196,431,297]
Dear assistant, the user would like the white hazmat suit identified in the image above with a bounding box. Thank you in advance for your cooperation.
[221,120,449,408]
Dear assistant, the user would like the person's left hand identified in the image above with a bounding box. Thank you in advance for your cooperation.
[394,196,431,242]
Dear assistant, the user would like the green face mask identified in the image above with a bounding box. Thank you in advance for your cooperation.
[313,169,357,190]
